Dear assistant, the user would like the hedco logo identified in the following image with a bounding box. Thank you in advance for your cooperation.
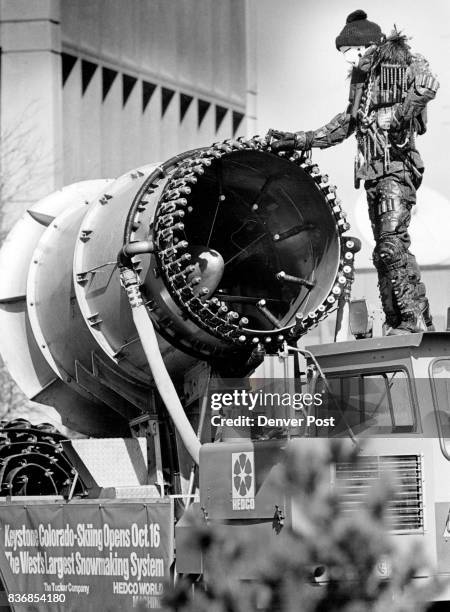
[232,452,255,510]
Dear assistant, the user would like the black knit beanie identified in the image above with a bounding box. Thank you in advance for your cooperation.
[335,10,384,50]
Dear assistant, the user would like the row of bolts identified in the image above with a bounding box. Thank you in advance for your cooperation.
[148,138,355,346]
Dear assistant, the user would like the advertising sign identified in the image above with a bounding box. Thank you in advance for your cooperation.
[0,500,173,611]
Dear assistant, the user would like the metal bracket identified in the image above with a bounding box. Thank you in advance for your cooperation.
[79,229,93,242]
[129,412,165,493]
[183,361,211,407]
[87,312,102,327]
[273,505,285,534]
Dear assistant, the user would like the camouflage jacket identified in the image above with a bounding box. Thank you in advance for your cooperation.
[302,34,439,182]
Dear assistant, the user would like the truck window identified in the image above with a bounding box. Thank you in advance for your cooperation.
[318,370,415,436]
[430,359,450,458]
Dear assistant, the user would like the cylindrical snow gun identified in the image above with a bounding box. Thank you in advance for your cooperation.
[0,137,355,443]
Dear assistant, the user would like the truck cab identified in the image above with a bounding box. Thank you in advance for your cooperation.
[189,332,450,601]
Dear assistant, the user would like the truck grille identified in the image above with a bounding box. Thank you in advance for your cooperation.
[335,455,424,532]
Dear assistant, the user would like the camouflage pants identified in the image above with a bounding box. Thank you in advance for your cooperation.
[365,170,432,330]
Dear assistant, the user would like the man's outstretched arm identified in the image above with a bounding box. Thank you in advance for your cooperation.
[268,110,356,152]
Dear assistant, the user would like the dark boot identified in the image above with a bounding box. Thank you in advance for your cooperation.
[406,263,435,330]
[385,271,428,335]
[419,301,435,331]
[386,313,427,335]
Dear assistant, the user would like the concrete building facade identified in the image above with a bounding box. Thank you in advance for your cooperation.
[0,0,256,423]
[0,0,257,232]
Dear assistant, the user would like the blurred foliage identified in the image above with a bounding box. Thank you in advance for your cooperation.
[0,356,32,420]
[0,107,53,425]
[164,440,440,612]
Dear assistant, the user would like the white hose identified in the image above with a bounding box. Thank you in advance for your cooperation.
[132,304,201,465]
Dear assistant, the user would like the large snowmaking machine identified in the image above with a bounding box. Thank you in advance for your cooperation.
[1,137,450,609]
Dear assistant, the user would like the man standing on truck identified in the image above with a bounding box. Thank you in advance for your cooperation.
[268,9,439,335]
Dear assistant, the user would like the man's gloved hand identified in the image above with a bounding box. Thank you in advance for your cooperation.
[266,129,308,152]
